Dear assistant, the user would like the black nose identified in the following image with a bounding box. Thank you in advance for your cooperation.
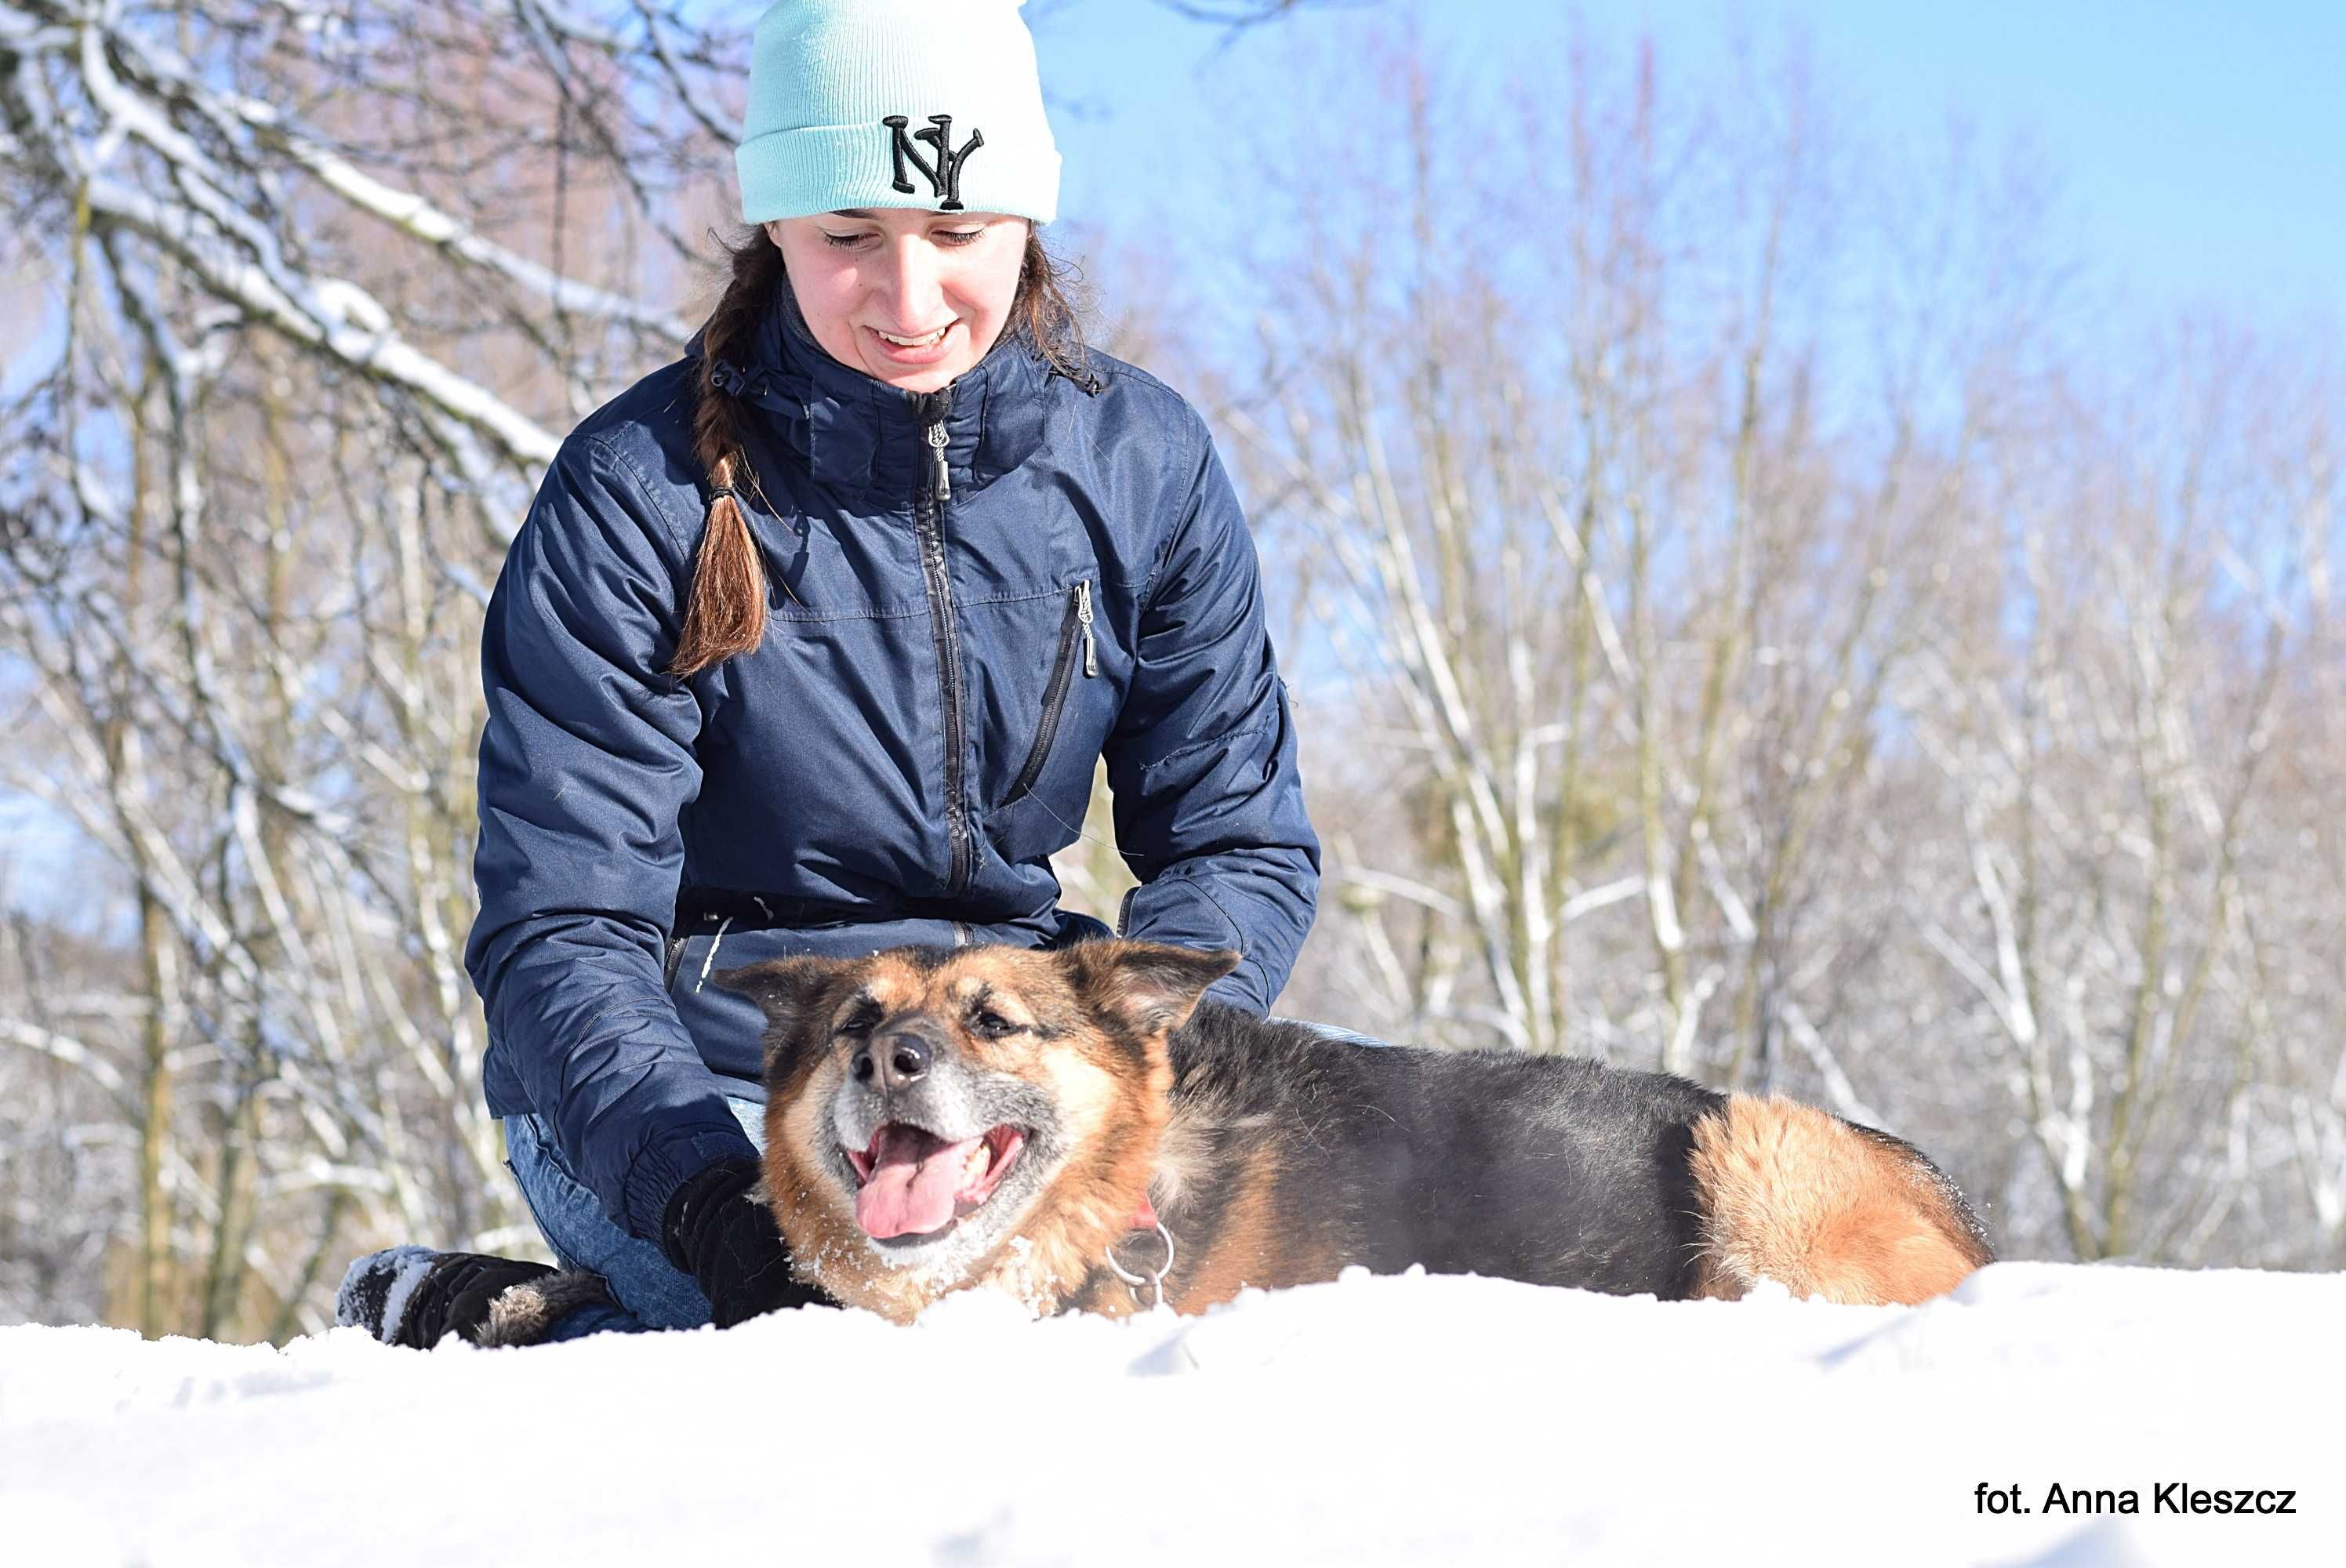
[852,1029,933,1092]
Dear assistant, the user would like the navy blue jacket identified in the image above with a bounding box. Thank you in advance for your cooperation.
[463,303,1320,1243]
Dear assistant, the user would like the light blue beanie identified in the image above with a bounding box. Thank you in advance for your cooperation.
[737,0,1060,225]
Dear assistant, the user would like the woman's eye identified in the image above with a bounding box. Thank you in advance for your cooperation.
[820,228,980,249]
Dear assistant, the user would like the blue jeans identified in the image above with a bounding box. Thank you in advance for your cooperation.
[501,1018,1385,1340]
[501,1096,767,1341]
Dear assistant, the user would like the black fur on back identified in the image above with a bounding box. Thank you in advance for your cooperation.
[1161,1003,1730,1299]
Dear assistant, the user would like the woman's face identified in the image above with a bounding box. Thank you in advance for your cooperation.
[766,210,1028,394]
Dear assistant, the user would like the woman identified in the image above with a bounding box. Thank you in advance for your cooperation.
[336,0,1320,1347]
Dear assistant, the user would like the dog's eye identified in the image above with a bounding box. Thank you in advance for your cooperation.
[970,1011,1018,1039]
[837,1003,882,1038]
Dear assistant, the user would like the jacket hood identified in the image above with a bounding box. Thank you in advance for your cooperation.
[697,292,1060,499]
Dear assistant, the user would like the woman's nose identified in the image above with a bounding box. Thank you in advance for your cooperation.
[874,236,945,325]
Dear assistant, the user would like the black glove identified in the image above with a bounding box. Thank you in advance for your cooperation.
[660,1156,827,1327]
[347,1250,557,1349]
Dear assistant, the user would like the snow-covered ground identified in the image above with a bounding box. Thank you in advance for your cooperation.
[2,1261,2338,1566]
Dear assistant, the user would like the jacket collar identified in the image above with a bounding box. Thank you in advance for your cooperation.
[702,294,1056,499]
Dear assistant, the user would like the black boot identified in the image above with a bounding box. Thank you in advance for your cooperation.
[336,1246,586,1348]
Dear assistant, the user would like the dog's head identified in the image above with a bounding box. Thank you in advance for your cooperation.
[716,939,1237,1320]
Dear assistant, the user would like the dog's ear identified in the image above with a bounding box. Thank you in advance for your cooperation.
[1066,940,1240,1041]
[714,956,855,1074]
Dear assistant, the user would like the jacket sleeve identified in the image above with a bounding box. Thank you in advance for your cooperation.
[463,433,758,1243]
[1104,415,1320,1014]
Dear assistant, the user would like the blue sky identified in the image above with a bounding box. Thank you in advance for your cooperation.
[1031,0,2344,327]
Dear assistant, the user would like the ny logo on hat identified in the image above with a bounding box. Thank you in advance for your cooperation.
[884,114,985,211]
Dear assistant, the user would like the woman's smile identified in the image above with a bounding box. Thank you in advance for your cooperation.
[866,321,961,366]
[872,323,953,347]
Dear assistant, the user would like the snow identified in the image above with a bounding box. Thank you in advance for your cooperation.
[2,1262,2339,1566]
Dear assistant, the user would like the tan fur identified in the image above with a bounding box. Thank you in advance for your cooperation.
[1147,1105,1216,1215]
[1688,1094,1990,1305]
[1164,1155,1285,1312]
[949,973,1040,1032]
[860,957,923,1016]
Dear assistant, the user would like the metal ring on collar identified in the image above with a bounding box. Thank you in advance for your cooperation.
[1103,1219,1177,1311]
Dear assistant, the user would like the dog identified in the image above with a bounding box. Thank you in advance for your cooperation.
[714,939,1993,1323]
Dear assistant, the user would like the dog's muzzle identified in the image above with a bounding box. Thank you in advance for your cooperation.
[830,1038,1041,1245]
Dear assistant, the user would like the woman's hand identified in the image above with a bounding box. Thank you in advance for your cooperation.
[660,1156,826,1326]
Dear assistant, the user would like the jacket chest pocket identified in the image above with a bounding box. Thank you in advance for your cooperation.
[970,575,1123,866]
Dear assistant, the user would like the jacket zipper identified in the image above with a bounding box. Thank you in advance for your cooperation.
[1004,579,1095,806]
[1078,577,1096,676]
[913,404,972,894]
[928,419,952,504]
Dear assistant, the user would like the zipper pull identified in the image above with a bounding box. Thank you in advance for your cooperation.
[928,422,951,503]
[1077,579,1096,677]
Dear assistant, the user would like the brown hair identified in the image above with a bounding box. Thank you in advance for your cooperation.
[670,224,1089,677]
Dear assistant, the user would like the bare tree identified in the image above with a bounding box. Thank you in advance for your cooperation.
[1906,325,2338,1262]
[1204,26,2344,1267]
[0,0,751,1336]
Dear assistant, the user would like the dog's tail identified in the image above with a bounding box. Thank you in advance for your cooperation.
[472,1268,616,1348]
[1687,1095,1993,1305]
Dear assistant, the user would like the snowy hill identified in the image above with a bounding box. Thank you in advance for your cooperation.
[2,1262,2339,1566]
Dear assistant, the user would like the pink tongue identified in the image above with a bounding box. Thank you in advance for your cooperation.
[855,1127,986,1240]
